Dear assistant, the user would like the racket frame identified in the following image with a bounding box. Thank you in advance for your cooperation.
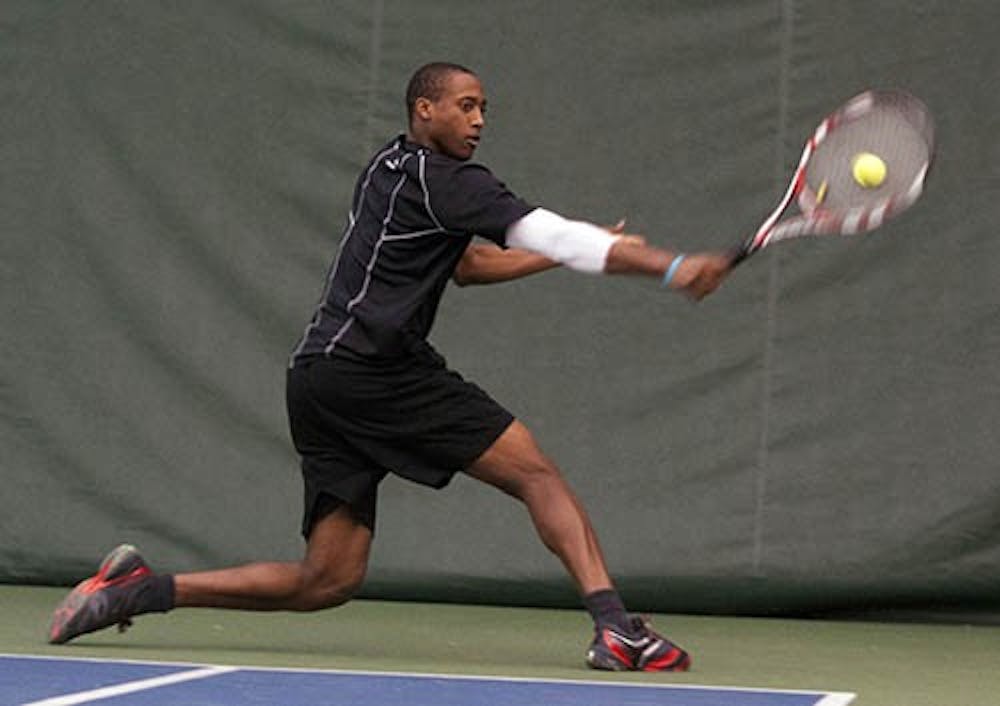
[731,90,932,265]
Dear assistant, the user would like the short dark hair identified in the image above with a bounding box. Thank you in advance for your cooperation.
[405,62,476,122]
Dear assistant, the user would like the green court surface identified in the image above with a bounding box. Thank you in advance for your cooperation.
[3,585,998,706]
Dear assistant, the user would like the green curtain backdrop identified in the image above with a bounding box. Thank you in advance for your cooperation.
[3,0,999,616]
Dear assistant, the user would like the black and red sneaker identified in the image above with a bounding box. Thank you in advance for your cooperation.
[586,615,691,672]
[48,544,156,644]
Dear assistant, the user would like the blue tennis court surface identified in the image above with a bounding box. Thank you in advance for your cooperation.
[0,655,854,706]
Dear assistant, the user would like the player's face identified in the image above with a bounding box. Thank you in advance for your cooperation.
[423,72,486,160]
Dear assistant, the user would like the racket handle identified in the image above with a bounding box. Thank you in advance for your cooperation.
[727,242,752,267]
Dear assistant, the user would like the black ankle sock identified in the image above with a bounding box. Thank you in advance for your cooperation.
[135,574,175,614]
[583,589,630,631]
[154,573,176,612]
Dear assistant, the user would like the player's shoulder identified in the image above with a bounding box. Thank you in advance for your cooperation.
[419,155,508,202]
[383,136,514,201]
[421,151,496,179]
[389,137,487,175]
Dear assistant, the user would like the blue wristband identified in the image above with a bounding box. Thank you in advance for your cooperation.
[662,254,686,287]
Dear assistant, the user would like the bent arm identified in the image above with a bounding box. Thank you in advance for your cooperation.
[452,244,560,286]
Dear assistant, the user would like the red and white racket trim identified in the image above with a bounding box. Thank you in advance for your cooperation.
[748,116,830,254]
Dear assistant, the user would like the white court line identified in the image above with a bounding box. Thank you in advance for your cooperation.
[3,653,854,704]
[815,694,857,706]
[19,665,236,706]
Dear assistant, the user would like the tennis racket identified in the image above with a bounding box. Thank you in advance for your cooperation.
[730,89,935,265]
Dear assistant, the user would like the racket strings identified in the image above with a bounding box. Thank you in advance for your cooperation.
[734,90,934,260]
[805,91,933,215]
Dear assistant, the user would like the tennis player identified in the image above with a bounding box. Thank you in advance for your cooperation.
[49,62,732,671]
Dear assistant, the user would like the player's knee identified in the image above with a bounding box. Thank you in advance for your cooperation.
[312,578,362,610]
[298,562,366,611]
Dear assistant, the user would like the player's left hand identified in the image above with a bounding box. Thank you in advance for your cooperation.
[605,218,647,247]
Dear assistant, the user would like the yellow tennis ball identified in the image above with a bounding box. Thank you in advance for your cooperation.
[852,152,887,188]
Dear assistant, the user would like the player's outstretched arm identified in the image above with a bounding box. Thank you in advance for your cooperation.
[506,208,732,301]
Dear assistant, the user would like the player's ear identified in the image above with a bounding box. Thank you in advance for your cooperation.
[413,97,434,122]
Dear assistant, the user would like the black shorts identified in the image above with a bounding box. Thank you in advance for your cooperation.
[285,351,514,537]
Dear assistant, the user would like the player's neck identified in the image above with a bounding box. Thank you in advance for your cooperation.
[406,127,438,153]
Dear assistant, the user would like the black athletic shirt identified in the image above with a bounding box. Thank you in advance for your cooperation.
[290,136,534,365]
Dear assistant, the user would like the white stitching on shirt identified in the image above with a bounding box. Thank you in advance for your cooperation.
[382,227,443,241]
[419,152,446,231]
[290,140,402,364]
[325,153,412,354]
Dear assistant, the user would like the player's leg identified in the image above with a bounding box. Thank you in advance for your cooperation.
[465,419,690,672]
[48,498,372,644]
[174,500,371,611]
[465,419,612,595]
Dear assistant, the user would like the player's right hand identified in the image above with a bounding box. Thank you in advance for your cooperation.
[667,252,733,301]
